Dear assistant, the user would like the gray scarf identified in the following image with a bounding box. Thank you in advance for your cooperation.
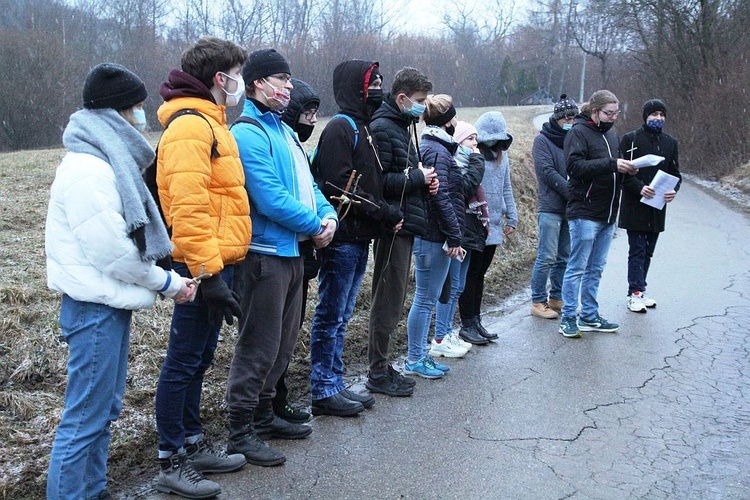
[62,108,173,262]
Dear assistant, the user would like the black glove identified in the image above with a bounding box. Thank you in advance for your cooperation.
[199,275,242,326]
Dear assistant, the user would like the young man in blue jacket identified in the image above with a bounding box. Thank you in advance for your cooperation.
[227,49,337,466]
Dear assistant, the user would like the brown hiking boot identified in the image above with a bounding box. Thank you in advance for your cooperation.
[547,298,563,314]
[531,302,559,319]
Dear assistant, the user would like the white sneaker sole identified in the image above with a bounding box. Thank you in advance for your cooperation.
[429,347,467,358]
[578,324,619,333]
[628,303,647,313]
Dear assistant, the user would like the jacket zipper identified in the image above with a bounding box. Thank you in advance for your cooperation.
[603,134,616,222]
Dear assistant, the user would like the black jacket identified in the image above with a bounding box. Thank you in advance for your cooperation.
[312,60,402,244]
[564,114,624,223]
[419,132,463,247]
[533,117,571,214]
[618,125,681,232]
[369,93,429,237]
[459,152,487,252]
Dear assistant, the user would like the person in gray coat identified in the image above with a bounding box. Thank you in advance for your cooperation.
[529,95,578,319]
[458,111,518,343]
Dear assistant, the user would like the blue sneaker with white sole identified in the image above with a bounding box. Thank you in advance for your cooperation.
[578,314,619,333]
[404,357,445,379]
[424,354,450,372]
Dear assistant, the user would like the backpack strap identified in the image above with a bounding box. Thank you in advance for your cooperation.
[231,115,273,156]
[330,113,359,149]
[143,108,218,232]
[163,109,220,158]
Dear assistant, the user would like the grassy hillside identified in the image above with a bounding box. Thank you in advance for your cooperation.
[0,105,549,497]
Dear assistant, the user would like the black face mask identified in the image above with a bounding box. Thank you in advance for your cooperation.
[444,124,455,136]
[366,88,384,114]
[597,121,614,133]
[296,123,314,143]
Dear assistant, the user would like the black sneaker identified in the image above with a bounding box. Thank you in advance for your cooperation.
[389,365,416,387]
[311,392,365,417]
[341,389,375,409]
[366,369,414,397]
[273,403,311,423]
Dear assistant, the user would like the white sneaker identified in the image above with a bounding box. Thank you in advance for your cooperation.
[641,293,657,308]
[429,338,468,358]
[628,292,647,313]
[447,331,472,351]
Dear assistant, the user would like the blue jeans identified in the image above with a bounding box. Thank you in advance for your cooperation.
[434,253,471,341]
[627,230,659,295]
[407,238,452,361]
[310,242,369,400]
[530,212,570,303]
[561,219,615,320]
[47,295,132,500]
[155,262,233,454]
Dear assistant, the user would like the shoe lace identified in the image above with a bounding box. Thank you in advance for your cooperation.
[422,355,438,370]
[174,455,206,485]
[196,437,228,459]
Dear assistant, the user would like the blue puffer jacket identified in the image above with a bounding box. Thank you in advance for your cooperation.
[419,128,463,247]
[232,99,337,257]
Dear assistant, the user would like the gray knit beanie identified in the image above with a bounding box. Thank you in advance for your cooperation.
[475,111,513,146]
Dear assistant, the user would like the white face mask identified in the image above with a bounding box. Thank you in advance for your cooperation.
[221,73,245,107]
[132,108,147,132]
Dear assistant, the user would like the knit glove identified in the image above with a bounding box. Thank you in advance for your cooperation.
[199,275,242,326]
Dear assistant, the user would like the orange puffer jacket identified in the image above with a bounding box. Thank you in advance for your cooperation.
[156,97,251,276]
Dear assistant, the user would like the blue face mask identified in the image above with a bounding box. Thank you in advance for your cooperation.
[459,145,472,155]
[562,123,573,131]
[404,95,426,118]
[646,119,664,132]
[132,108,147,132]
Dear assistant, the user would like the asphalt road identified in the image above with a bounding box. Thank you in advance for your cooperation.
[144,180,750,499]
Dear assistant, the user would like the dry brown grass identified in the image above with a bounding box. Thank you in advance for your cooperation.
[0,105,549,498]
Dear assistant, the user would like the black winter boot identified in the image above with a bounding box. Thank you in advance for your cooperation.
[459,317,489,345]
[474,315,498,340]
[254,403,312,440]
[227,409,286,466]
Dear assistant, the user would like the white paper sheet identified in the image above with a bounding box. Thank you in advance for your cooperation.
[640,170,679,210]
[632,154,665,168]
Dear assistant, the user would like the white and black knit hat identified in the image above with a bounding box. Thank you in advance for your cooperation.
[552,94,579,120]
[82,63,147,110]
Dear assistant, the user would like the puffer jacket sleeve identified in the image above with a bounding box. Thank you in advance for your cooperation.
[234,122,323,236]
[372,121,425,198]
[534,135,570,199]
[424,143,461,247]
[62,164,180,294]
[565,127,617,181]
[160,115,224,275]
[462,153,485,199]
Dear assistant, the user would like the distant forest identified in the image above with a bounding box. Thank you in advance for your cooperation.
[0,0,747,176]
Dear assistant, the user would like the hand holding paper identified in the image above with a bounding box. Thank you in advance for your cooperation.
[640,170,679,210]
[632,154,665,169]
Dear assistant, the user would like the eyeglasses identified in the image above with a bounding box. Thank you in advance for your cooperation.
[268,73,291,84]
[600,109,621,118]
[302,109,318,120]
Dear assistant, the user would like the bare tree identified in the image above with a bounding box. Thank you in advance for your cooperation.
[571,0,625,87]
